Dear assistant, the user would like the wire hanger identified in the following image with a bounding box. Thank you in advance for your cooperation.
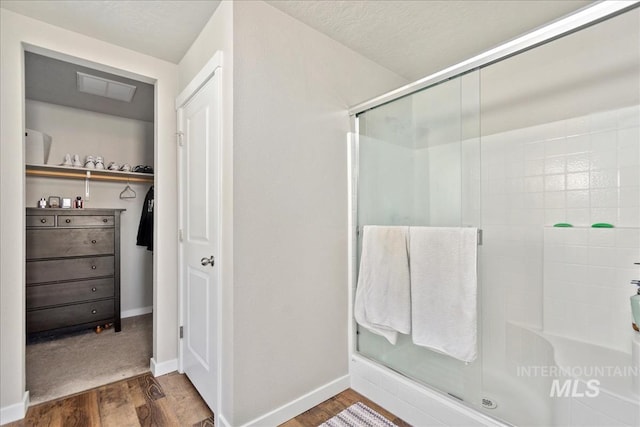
[119,182,136,199]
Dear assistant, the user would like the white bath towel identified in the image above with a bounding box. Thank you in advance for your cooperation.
[409,226,478,362]
[354,226,411,345]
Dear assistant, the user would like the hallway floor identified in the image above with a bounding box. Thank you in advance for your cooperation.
[7,372,408,426]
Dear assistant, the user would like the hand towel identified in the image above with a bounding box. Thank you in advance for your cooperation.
[409,226,478,362]
[354,226,411,345]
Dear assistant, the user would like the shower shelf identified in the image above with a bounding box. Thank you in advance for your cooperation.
[26,164,154,183]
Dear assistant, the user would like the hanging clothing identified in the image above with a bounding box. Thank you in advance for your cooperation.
[136,186,154,251]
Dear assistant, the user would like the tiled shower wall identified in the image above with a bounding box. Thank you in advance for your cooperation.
[481,105,640,369]
[544,226,640,352]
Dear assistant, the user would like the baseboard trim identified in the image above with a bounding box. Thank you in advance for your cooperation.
[240,375,350,427]
[121,306,153,319]
[0,391,29,424]
[150,358,178,377]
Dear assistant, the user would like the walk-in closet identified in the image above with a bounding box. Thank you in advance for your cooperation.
[23,51,155,404]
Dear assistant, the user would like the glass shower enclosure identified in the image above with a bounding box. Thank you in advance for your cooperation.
[350,5,640,426]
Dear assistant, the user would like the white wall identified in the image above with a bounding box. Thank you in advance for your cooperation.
[231,1,406,425]
[0,9,178,423]
[25,100,154,316]
[26,100,154,168]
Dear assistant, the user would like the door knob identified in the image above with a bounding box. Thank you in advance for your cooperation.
[201,256,215,267]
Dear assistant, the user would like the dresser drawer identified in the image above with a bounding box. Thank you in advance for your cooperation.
[27,299,114,333]
[58,215,114,227]
[26,228,114,259]
[26,215,55,227]
[27,278,114,309]
[27,256,114,284]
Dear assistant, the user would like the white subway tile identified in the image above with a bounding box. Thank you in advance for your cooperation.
[590,189,619,208]
[525,159,545,176]
[615,228,640,248]
[586,266,619,287]
[619,187,640,207]
[545,174,566,192]
[524,141,546,160]
[619,167,640,188]
[545,138,567,157]
[590,130,617,151]
[619,207,640,228]
[545,157,567,175]
[591,150,618,171]
[567,190,590,208]
[567,172,590,190]
[506,161,525,178]
[588,228,616,247]
[525,192,545,209]
[545,191,566,209]
[566,133,590,152]
[564,245,589,265]
[566,153,590,172]
[617,126,640,148]
[525,176,544,193]
[590,170,618,189]
[588,246,619,267]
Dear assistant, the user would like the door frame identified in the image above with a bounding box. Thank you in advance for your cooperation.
[175,51,223,417]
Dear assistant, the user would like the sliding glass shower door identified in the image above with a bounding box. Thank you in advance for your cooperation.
[355,70,481,404]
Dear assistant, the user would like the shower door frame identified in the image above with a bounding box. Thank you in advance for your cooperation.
[349,1,638,117]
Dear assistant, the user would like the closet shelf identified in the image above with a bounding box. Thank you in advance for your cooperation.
[26,164,154,183]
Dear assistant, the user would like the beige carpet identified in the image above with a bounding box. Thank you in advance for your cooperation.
[26,313,152,404]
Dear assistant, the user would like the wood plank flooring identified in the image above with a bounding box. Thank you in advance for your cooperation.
[7,373,407,427]
[6,372,213,427]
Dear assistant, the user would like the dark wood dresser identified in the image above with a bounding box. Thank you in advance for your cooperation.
[26,208,125,335]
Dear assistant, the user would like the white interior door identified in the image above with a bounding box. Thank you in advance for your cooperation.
[178,68,221,412]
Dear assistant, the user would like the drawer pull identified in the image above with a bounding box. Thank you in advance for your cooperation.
[40,218,47,224]
[91,287,97,292]
[65,219,71,223]
[91,309,97,314]
[91,240,97,244]
[103,218,108,223]
[91,265,97,270]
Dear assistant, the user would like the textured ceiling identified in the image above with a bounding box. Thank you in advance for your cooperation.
[0,0,221,64]
[267,0,593,80]
[2,0,593,79]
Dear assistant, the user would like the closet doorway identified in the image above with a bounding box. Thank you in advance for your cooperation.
[23,50,156,405]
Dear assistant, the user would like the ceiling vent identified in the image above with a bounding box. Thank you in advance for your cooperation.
[76,72,137,102]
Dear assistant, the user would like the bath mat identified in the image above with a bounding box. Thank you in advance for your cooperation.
[320,402,398,427]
